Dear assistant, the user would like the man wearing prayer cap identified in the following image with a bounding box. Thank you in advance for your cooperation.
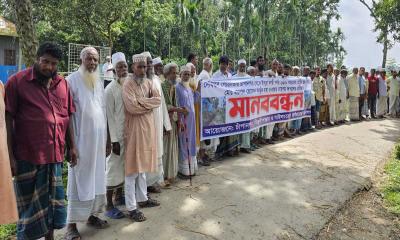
[153,57,165,82]
[236,59,248,77]
[122,54,161,222]
[176,65,199,178]
[102,55,114,88]
[66,46,111,238]
[143,53,172,193]
[234,59,252,153]
[104,52,129,219]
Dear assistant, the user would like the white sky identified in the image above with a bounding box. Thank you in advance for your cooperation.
[332,0,400,69]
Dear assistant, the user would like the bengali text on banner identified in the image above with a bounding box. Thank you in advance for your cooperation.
[200,76,312,140]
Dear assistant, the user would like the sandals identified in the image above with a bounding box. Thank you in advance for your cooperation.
[128,209,146,222]
[138,198,160,208]
[64,228,81,240]
[87,216,109,229]
[105,207,125,219]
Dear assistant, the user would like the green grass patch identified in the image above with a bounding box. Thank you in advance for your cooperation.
[0,224,16,240]
[383,144,400,214]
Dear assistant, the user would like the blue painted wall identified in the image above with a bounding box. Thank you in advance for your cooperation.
[0,65,25,83]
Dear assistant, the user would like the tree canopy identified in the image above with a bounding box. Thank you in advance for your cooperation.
[2,0,379,71]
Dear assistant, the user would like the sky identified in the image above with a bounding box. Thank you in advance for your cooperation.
[331,0,400,69]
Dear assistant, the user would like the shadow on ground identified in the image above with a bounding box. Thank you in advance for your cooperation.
[56,119,400,240]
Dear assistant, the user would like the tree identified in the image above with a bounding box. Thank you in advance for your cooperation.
[7,0,38,66]
[359,0,392,68]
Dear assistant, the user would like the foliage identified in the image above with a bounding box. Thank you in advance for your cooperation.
[1,0,347,71]
[374,0,400,41]
[383,144,400,214]
[0,223,16,239]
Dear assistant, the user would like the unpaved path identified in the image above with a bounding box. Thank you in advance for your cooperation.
[57,119,400,240]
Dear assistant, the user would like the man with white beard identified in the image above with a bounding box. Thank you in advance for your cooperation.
[65,47,111,239]
[104,52,128,219]
[142,51,171,193]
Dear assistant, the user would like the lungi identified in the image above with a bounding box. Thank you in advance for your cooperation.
[377,96,388,116]
[389,95,400,116]
[14,161,66,240]
[349,97,359,120]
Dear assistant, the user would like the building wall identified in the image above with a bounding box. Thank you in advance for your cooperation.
[0,35,19,66]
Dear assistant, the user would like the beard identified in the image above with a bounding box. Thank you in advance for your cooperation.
[78,66,99,90]
[116,75,128,85]
[34,63,57,87]
[132,74,145,85]
[258,64,265,72]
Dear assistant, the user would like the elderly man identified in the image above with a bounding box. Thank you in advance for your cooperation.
[153,57,165,82]
[102,56,114,88]
[326,64,336,125]
[162,63,185,184]
[66,47,110,238]
[176,66,199,178]
[377,68,388,118]
[313,67,326,128]
[104,52,128,219]
[347,67,360,121]
[5,42,74,240]
[123,54,161,221]
[336,69,348,123]
[142,51,171,193]
[197,57,218,164]
[247,66,257,76]
[388,68,400,117]
[213,56,240,156]
[234,59,252,153]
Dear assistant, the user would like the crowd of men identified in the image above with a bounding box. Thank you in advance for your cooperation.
[0,41,400,240]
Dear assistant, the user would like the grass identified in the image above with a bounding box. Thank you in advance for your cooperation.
[382,144,400,214]
[0,224,16,240]
[0,163,69,240]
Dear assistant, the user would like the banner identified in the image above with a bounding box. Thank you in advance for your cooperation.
[200,76,312,140]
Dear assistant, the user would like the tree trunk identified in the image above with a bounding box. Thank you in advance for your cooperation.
[11,0,38,67]
[382,31,388,68]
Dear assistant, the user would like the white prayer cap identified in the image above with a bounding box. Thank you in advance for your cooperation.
[238,59,246,65]
[180,65,191,74]
[293,66,300,70]
[142,51,152,59]
[132,54,147,63]
[106,56,111,59]
[112,52,126,68]
[80,46,98,60]
[247,66,255,72]
[153,57,162,65]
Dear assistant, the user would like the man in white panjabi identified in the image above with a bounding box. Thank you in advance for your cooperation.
[104,52,128,219]
[142,51,172,193]
[197,57,219,164]
[336,68,348,123]
[377,68,388,118]
[153,57,165,82]
[66,47,110,238]
[326,64,336,125]
[102,56,114,88]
